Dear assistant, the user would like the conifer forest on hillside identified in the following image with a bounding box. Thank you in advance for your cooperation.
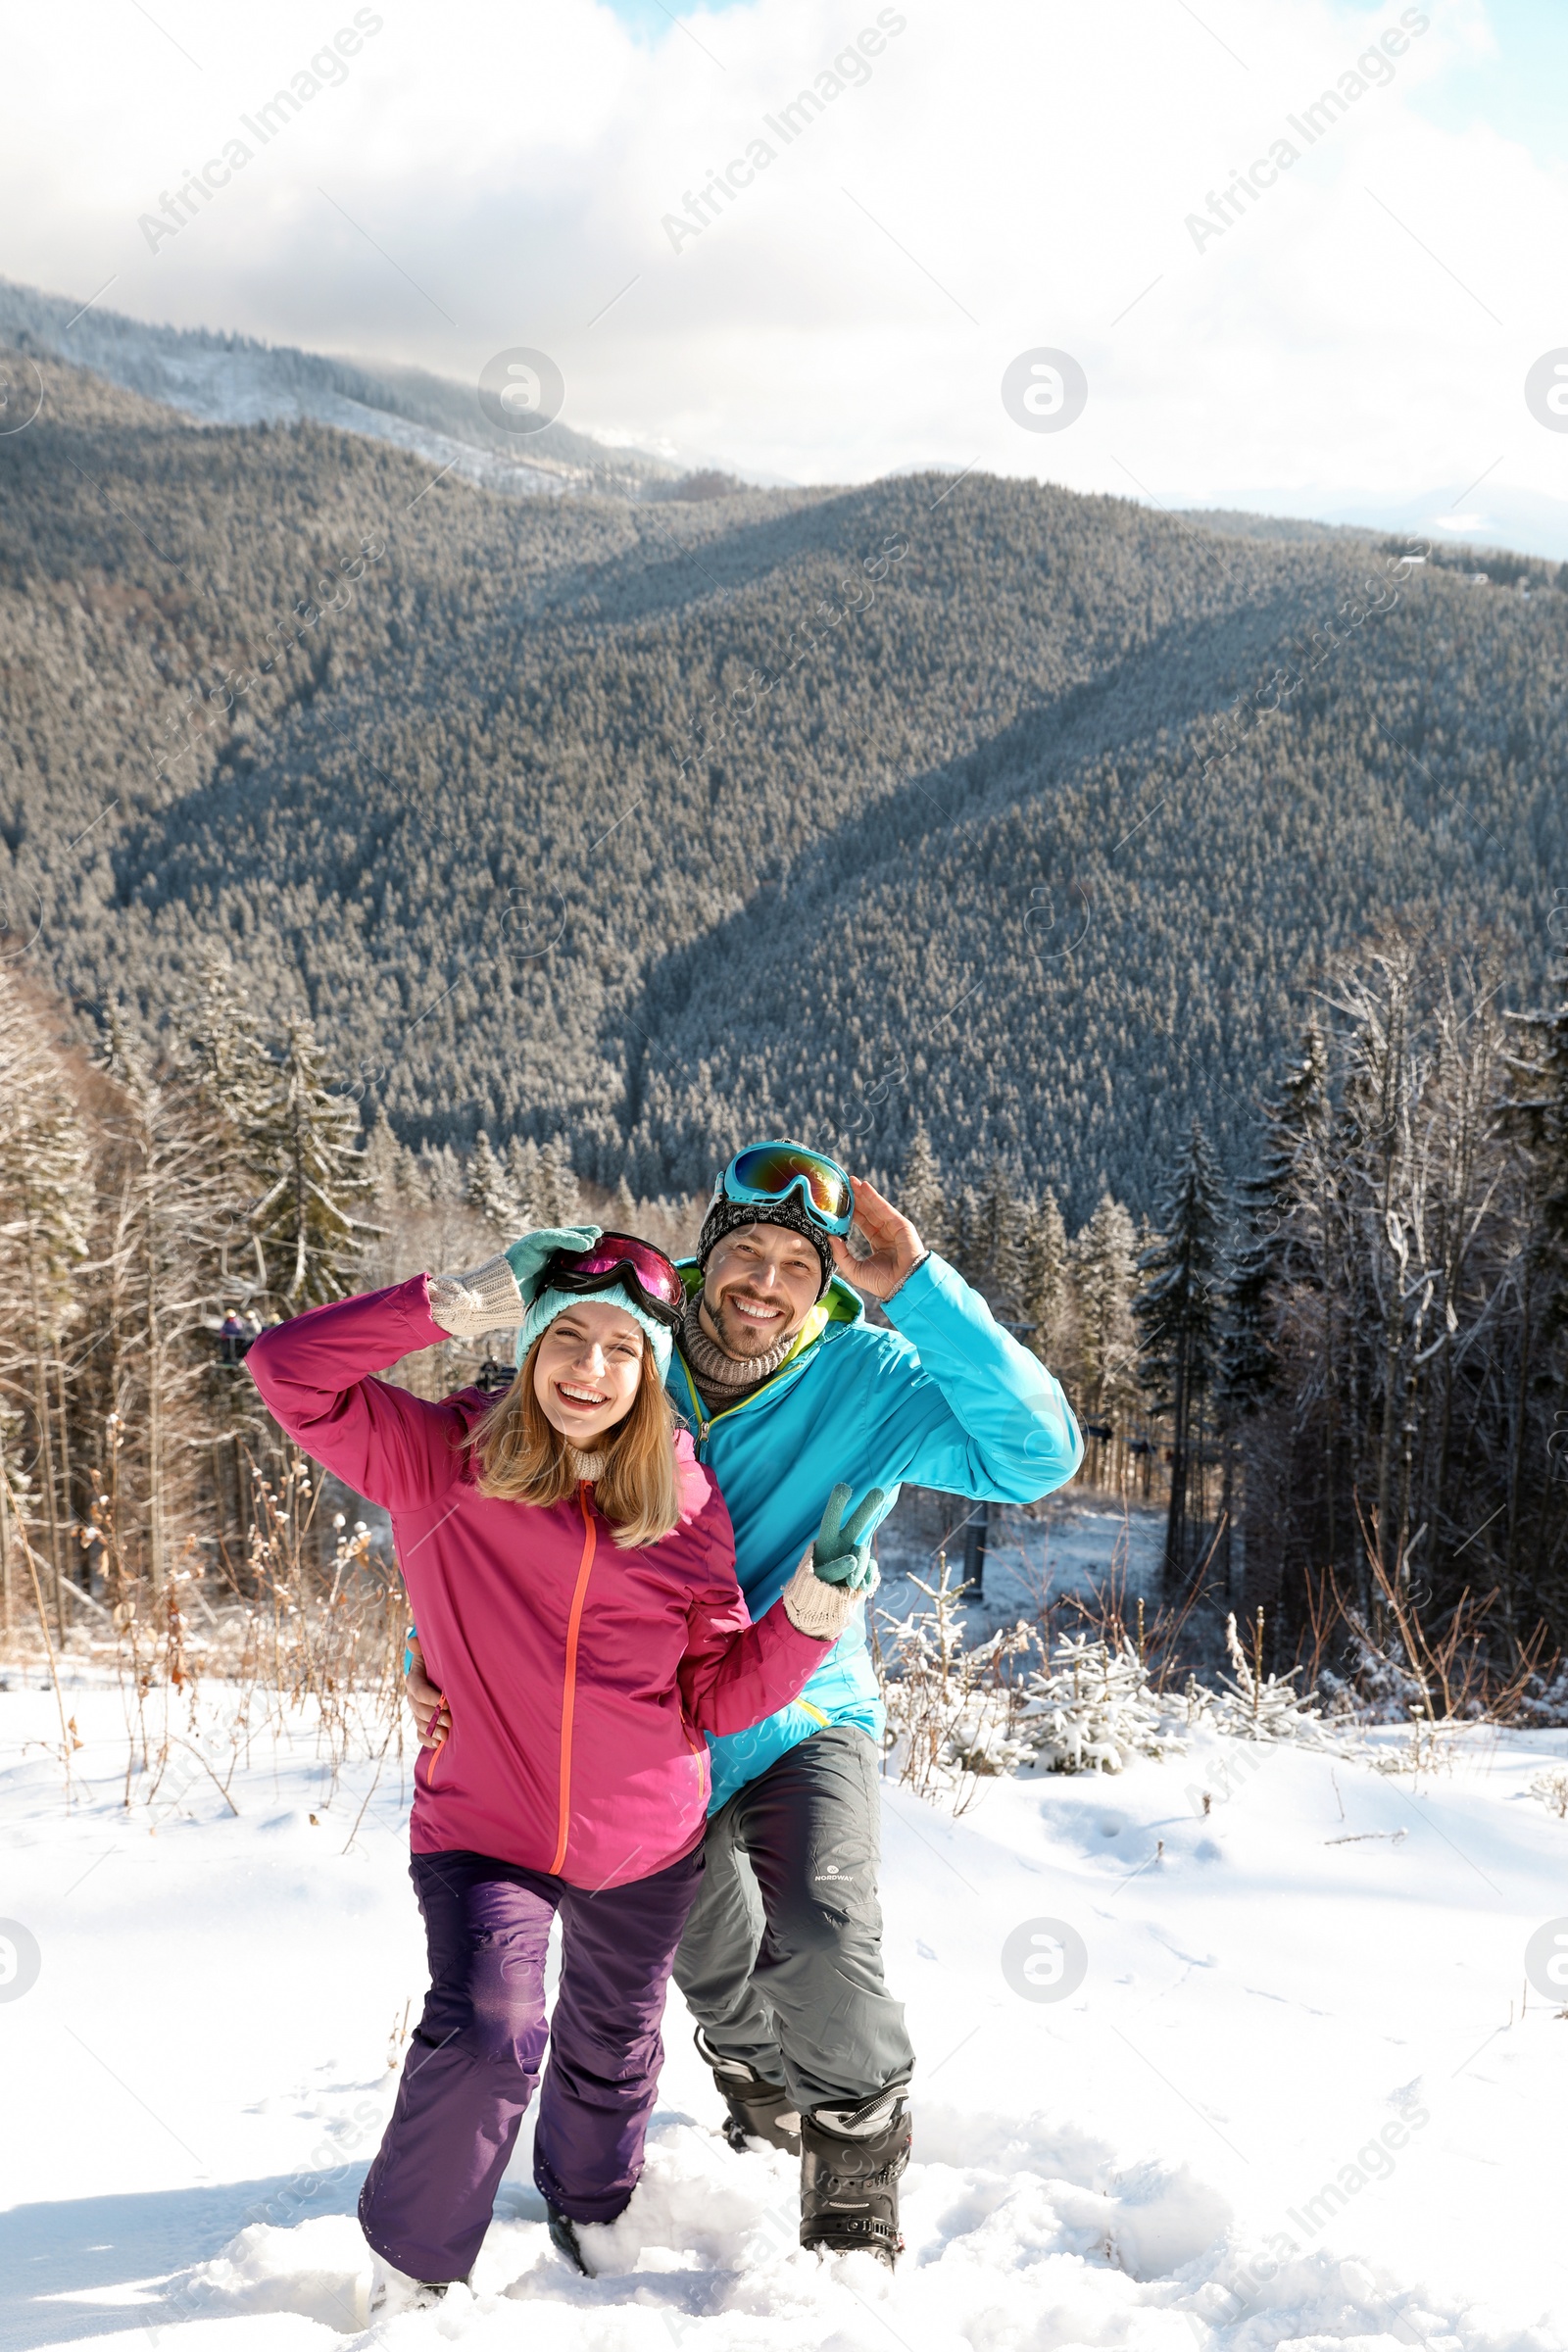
[1,333,1564,1692]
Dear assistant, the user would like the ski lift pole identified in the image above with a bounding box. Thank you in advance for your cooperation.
[957,1314,1036,1601]
[961,1500,988,1597]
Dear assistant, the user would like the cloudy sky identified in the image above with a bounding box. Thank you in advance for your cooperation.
[4,0,1567,539]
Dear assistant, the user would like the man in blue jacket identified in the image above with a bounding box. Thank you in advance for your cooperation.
[409,1141,1081,2265]
[662,1143,1081,2264]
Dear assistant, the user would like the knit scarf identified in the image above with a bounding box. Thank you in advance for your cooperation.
[680,1290,796,1415]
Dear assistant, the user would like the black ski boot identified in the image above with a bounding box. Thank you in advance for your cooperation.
[800,2090,910,2266]
[547,2207,593,2276]
[695,2027,802,2155]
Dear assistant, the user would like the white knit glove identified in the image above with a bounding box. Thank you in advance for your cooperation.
[781,1548,880,1641]
[427,1253,525,1340]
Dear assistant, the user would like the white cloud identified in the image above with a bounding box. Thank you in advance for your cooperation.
[2,0,1563,516]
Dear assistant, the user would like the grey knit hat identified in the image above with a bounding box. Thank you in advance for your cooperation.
[697,1191,836,1298]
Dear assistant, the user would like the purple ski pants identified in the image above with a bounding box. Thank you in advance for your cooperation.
[359,1843,705,2283]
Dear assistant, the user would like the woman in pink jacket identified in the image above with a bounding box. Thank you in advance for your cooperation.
[247,1226,875,2307]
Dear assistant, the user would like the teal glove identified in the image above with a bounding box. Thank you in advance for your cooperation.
[810,1482,886,1590]
[503,1224,603,1306]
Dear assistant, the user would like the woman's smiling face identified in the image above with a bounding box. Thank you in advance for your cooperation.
[531,1298,646,1444]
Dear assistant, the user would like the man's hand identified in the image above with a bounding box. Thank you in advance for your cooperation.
[829,1173,926,1302]
[404,1636,451,1751]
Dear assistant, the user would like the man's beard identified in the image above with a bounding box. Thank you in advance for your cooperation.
[705,1285,793,1360]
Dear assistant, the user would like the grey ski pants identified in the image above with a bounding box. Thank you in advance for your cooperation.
[671,1723,915,2115]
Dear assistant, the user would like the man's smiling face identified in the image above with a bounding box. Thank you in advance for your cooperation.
[699,1221,824,1360]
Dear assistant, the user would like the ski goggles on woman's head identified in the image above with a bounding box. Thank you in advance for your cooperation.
[720,1142,856,1236]
[538,1232,686,1333]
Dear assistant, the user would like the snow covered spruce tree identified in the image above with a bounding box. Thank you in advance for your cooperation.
[1220,1017,1331,1428]
[970,1161,1028,1321]
[249,1020,379,1312]
[945,1184,977,1289]
[466,1129,519,1238]
[506,1135,543,1226]
[172,951,277,1304]
[535,1133,581,1226]
[362,1106,409,1208]
[899,1122,948,1256]
[1217,1019,1331,1615]
[1021,1186,1071,1368]
[177,950,272,1138]
[1220,1019,1337,1642]
[1069,1192,1140,1479]
[1135,1119,1225,1600]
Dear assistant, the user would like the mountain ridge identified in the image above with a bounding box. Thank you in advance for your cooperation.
[0,275,687,499]
[2,344,1561,1218]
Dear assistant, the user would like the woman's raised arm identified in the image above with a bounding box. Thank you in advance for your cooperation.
[246,1275,472,1511]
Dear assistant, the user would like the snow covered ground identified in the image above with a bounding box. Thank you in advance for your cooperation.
[3,1671,1567,2352]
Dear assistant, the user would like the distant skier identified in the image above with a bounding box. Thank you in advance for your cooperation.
[409,1142,1084,2264]
[248,1227,879,2309]
[216,1308,257,1364]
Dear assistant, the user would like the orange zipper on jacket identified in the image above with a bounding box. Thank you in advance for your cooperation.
[548,1483,598,1877]
[424,1692,449,1784]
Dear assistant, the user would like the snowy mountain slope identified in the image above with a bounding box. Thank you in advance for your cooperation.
[1,1679,1565,2352]
[0,278,680,497]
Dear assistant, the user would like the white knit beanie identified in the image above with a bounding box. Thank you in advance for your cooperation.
[514,1284,674,1383]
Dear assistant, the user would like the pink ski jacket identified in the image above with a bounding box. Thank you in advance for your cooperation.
[247,1277,832,1889]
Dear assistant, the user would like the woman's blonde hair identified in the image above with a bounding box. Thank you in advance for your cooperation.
[470,1327,681,1547]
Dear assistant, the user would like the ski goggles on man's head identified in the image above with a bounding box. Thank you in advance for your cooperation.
[538,1232,686,1333]
[719,1142,856,1236]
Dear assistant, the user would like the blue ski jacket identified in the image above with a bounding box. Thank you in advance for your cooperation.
[667,1251,1083,1811]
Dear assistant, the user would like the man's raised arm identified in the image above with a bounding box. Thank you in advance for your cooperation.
[830,1173,1083,1503]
